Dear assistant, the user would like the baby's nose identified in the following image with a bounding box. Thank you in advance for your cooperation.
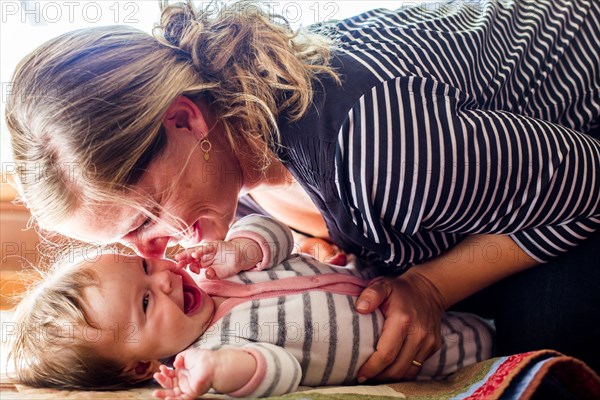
[157,270,174,294]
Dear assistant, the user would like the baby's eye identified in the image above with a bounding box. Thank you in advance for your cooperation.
[143,293,149,313]
[142,259,148,274]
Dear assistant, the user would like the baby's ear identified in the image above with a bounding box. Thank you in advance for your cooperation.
[123,360,160,383]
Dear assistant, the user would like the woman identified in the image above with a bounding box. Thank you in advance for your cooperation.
[6,0,599,381]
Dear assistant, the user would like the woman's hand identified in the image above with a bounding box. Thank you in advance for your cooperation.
[355,267,447,382]
[175,237,263,279]
[355,234,538,382]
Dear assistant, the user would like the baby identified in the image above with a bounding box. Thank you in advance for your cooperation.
[9,215,493,398]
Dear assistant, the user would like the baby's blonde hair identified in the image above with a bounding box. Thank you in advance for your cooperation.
[7,253,131,390]
[5,0,339,231]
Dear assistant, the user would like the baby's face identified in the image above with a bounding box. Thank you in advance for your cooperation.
[82,253,214,378]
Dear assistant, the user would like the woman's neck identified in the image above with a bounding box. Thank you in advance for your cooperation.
[239,154,294,194]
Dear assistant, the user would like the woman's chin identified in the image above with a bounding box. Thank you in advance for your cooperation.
[176,216,233,248]
[177,220,204,248]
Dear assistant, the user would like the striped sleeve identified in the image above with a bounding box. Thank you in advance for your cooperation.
[418,311,494,379]
[226,214,294,270]
[335,76,600,264]
[226,343,301,398]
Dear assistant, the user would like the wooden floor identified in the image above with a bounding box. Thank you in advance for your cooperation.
[0,310,18,396]
[1,181,40,311]
[1,273,28,311]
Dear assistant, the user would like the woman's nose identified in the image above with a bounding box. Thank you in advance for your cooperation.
[130,237,170,259]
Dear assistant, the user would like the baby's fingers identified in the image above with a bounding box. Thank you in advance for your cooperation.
[153,387,175,399]
[154,366,174,388]
[193,243,217,260]
[174,256,198,274]
[176,243,216,259]
[185,260,201,274]
[205,267,217,280]
[174,250,195,263]
[153,389,183,400]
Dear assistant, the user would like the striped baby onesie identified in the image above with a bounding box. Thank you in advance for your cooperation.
[189,215,493,397]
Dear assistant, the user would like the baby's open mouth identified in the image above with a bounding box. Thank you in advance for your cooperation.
[173,268,203,315]
[183,283,201,315]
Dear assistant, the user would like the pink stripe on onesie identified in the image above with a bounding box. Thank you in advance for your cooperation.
[201,273,369,327]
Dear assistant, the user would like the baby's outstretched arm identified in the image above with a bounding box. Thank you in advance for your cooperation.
[153,348,256,399]
[175,238,262,279]
[154,343,301,398]
[176,215,294,279]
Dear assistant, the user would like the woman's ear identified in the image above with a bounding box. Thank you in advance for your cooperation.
[162,95,210,140]
[123,360,161,383]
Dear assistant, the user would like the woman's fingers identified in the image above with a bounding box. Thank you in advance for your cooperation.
[355,271,446,383]
[403,343,437,380]
[356,310,407,382]
[355,277,389,313]
[372,321,440,381]
[409,325,443,379]
[377,329,423,382]
[355,278,403,380]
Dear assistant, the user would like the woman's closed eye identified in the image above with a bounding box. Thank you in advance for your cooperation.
[138,217,154,232]
[124,217,155,241]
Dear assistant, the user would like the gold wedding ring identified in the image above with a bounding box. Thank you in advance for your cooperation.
[411,359,423,368]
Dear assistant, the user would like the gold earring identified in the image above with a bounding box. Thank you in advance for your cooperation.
[200,139,212,161]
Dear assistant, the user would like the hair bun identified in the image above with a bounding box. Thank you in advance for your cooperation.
[160,3,196,47]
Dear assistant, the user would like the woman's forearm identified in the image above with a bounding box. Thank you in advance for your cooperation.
[411,234,539,309]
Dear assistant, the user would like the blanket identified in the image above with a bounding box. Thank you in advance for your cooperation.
[1,350,598,399]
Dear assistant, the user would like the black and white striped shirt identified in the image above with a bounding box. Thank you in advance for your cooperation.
[265,0,600,271]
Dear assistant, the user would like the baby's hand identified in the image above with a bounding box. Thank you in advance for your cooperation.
[175,242,218,276]
[175,238,263,279]
[153,349,215,400]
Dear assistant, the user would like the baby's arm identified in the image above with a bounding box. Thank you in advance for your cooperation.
[153,343,301,398]
[153,347,256,399]
[176,214,294,279]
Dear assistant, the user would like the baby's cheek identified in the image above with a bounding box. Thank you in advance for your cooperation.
[165,319,195,351]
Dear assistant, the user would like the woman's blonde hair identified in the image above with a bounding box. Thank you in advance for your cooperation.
[7,253,131,390]
[5,0,339,229]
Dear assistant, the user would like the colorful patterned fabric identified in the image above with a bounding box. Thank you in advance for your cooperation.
[2,350,598,399]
